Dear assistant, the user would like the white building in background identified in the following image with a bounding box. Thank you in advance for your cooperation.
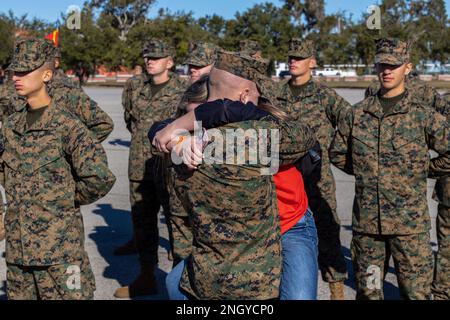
[275,61,289,77]
[417,61,450,75]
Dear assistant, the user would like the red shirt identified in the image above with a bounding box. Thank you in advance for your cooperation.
[273,164,309,234]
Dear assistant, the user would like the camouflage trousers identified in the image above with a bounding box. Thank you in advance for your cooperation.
[168,187,193,266]
[432,204,450,300]
[306,171,348,283]
[130,179,171,266]
[351,232,434,300]
[7,256,95,300]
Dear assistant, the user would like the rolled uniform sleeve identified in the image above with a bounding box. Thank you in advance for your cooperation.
[64,120,116,206]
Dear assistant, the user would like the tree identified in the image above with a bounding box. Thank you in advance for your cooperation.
[223,3,298,61]
[283,0,325,34]
[60,3,115,72]
[0,15,14,66]
[198,14,227,42]
[90,0,156,41]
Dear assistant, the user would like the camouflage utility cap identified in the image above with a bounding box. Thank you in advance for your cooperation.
[215,50,269,83]
[9,38,55,72]
[288,38,316,58]
[184,42,218,67]
[239,40,262,56]
[143,39,175,58]
[215,50,276,102]
[375,38,410,65]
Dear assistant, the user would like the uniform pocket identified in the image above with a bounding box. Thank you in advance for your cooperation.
[392,135,422,150]
[351,126,378,151]
[390,126,429,175]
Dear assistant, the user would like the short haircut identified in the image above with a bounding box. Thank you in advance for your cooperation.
[41,60,55,72]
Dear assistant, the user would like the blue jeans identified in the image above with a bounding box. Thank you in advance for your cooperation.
[166,259,189,300]
[280,208,319,300]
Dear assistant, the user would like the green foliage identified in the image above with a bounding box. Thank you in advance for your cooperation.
[0,16,14,66]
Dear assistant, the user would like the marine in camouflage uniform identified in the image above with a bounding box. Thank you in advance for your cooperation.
[117,39,188,298]
[239,40,263,59]
[0,43,113,243]
[1,39,116,300]
[366,61,450,301]
[330,38,450,300]
[185,42,219,85]
[166,42,218,265]
[168,51,317,299]
[432,92,450,300]
[276,38,349,299]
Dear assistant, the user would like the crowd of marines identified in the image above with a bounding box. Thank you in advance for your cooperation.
[0,33,448,300]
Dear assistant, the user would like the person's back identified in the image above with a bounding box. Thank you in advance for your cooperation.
[153,51,317,299]
[174,118,315,299]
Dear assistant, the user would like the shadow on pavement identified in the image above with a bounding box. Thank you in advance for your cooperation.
[90,204,169,300]
[109,139,131,148]
[342,225,352,231]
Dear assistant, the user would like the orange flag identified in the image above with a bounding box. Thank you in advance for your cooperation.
[45,29,59,47]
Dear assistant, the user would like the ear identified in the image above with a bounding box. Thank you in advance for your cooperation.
[166,57,175,70]
[404,62,413,76]
[239,88,250,104]
[42,69,53,83]
[309,57,317,69]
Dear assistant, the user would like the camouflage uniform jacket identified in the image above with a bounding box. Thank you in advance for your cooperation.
[177,119,317,300]
[330,91,450,235]
[0,102,116,266]
[122,73,188,181]
[276,79,351,207]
